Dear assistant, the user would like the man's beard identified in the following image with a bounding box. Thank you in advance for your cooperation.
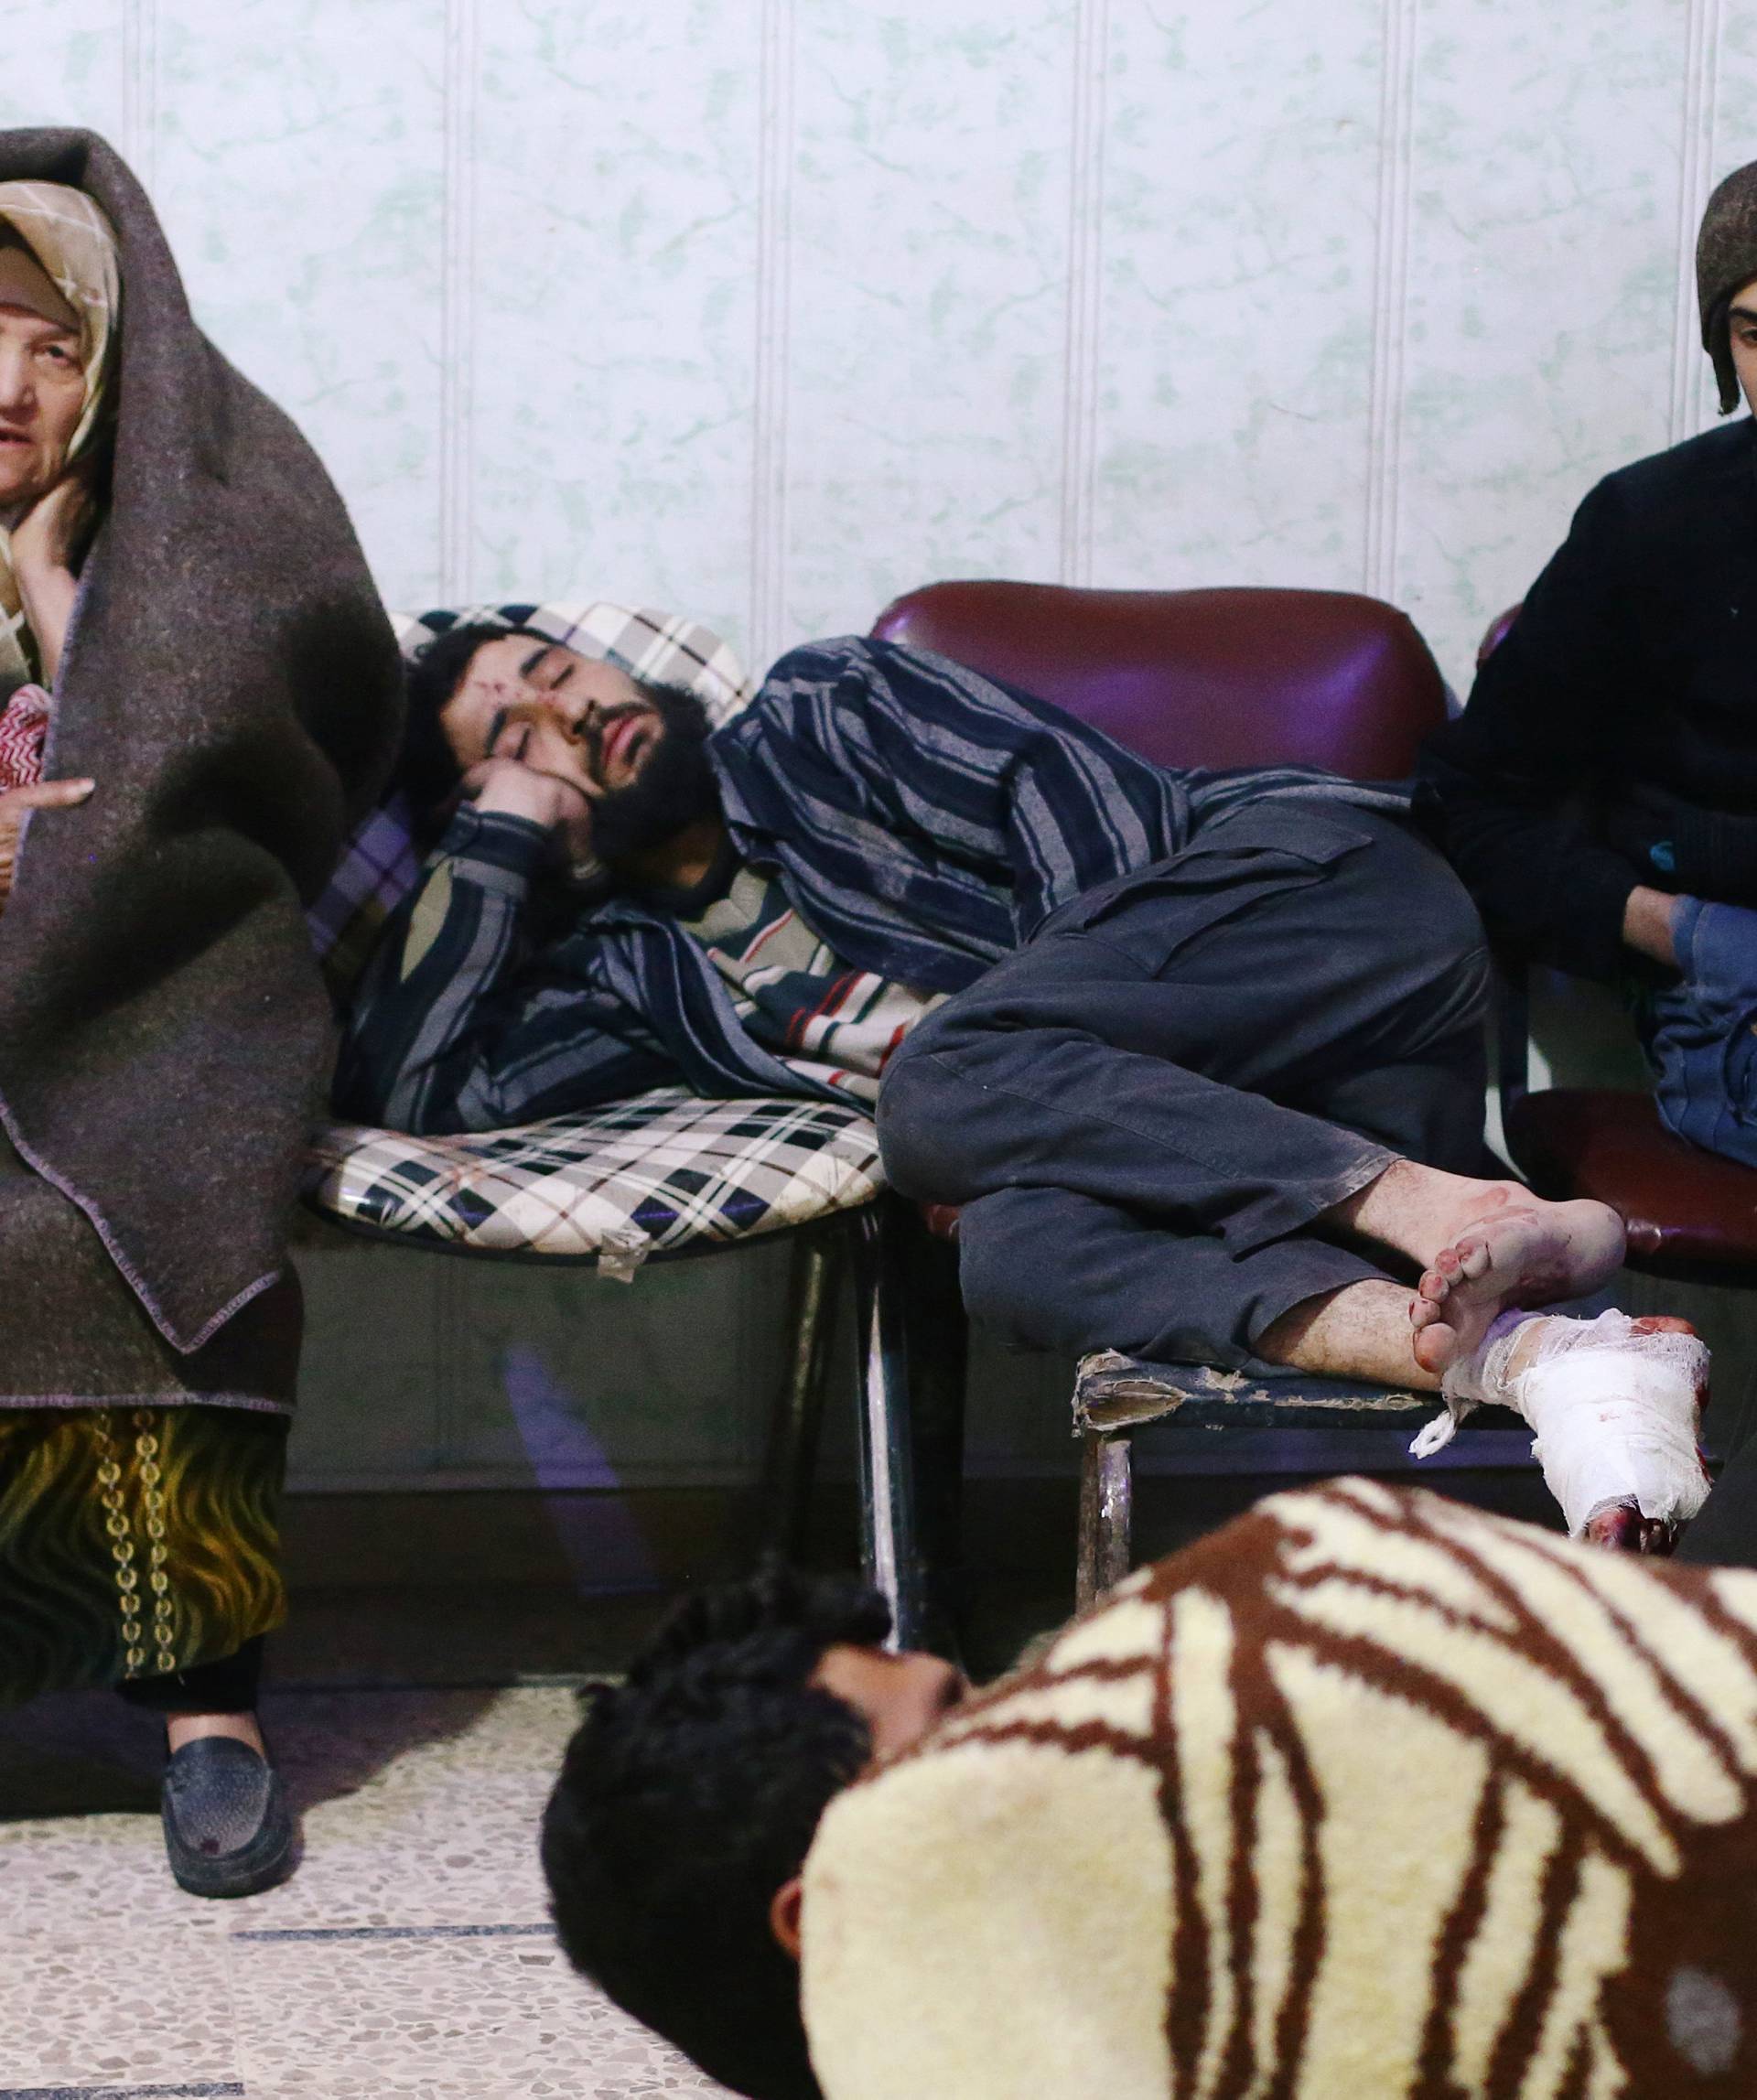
[590,682,720,867]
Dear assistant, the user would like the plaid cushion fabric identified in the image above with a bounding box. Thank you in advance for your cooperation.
[304,790,424,1000]
[304,1087,884,1272]
[309,599,755,999]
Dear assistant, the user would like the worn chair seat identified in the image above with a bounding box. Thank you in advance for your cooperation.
[305,1088,885,1268]
[1072,1352,1528,1607]
[1504,1087,1757,1276]
[1077,1351,1446,1434]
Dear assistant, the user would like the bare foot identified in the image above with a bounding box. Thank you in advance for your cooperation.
[1408,1199,1626,1376]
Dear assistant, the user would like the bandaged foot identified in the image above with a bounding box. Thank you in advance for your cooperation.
[1410,1308,1711,1550]
[1409,1199,1626,1376]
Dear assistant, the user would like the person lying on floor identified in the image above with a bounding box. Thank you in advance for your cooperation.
[1419,156,1757,1169]
[338,621,1705,1548]
[544,1487,1757,2100]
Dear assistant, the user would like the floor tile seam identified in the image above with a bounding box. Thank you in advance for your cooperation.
[0,2084,247,2100]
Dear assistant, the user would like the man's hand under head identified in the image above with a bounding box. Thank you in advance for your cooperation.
[461,750,597,863]
[0,775,94,915]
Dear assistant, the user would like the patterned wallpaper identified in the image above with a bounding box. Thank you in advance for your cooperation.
[1,0,1744,697]
[0,0,1746,1490]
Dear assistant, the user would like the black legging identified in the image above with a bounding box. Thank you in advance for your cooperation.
[113,1633,264,1715]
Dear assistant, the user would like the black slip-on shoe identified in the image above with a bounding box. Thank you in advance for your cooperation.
[160,1735,297,1899]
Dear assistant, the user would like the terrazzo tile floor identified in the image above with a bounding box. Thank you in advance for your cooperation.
[0,1470,1557,2098]
[0,1680,732,2098]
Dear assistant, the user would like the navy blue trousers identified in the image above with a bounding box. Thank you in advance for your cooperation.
[878,802,1491,1370]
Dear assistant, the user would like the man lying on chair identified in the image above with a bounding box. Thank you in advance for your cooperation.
[337,625,1707,1546]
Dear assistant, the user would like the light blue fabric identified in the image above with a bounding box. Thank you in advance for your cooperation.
[1647,896,1757,1165]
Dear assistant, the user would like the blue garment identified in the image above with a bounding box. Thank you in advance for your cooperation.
[335,636,1410,1135]
[1646,897,1757,1165]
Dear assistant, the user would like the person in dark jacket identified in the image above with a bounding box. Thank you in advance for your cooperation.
[1420,158,1757,1168]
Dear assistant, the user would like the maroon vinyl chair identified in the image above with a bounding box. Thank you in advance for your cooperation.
[873,579,1446,780]
[867,580,1453,1602]
[1482,605,1757,1287]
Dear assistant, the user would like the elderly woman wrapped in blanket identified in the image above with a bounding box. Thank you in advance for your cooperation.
[0,131,400,1894]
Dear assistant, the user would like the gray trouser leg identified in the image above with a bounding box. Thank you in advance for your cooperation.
[954,1182,1387,1366]
[878,803,1490,1364]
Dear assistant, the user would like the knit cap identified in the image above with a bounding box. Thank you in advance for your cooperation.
[1698,159,1757,412]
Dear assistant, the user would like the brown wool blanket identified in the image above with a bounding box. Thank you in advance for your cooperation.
[0,128,401,1372]
[803,1481,1757,2099]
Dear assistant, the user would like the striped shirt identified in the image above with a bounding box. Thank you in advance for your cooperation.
[676,856,944,1103]
[334,637,1409,1135]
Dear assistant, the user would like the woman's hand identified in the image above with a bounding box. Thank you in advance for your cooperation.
[0,776,95,917]
[10,469,98,686]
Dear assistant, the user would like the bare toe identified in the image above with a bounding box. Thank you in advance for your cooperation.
[1454,1239,1493,1283]
[1584,1502,1677,1556]
[1411,1312,1461,1376]
[1419,1257,1459,1303]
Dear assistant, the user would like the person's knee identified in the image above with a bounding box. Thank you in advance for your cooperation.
[954,1187,1087,1352]
[876,1040,987,1201]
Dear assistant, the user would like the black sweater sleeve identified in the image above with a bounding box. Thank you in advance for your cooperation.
[1417,477,1646,981]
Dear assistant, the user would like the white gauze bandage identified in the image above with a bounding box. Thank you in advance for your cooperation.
[1409,1308,1710,1536]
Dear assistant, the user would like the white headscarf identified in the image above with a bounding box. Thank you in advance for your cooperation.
[0,180,120,692]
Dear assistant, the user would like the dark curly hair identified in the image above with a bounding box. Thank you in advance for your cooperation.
[541,1566,890,2100]
[397,620,544,840]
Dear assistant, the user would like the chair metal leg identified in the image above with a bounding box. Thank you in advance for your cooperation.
[754,1225,844,1565]
[847,1200,924,1652]
[1076,1427,1134,1611]
[894,1205,969,1645]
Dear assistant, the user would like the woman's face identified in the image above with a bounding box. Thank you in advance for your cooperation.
[0,303,86,511]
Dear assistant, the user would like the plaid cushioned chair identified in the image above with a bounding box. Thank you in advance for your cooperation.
[869,579,1526,1607]
[303,602,934,1648]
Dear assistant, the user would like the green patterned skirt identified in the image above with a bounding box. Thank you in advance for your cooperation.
[0,1405,288,1702]
[0,1129,298,1706]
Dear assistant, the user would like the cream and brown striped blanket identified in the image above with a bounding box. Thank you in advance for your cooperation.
[801,1479,1757,2098]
